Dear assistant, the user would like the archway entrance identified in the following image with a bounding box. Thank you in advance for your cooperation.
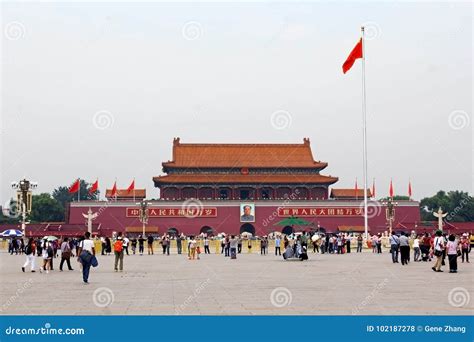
[167,227,179,236]
[282,226,293,235]
[200,226,214,236]
[240,223,255,235]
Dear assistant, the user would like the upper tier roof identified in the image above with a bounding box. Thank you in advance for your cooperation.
[162,137,328,169]
[330,188,373,199]
[105,189,146,198]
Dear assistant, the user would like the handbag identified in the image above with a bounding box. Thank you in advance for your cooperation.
[434,249,443,257]
[457,250,462,257]
[91,255,99,267]
[80,250,93,264]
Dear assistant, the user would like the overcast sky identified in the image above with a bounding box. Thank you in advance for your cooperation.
[1,1,472,205]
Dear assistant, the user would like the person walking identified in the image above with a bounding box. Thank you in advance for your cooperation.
[122,235,129,256]
[275,236,281,256]
[138,235,145,255]
[356,234,363,253]
[188,236,197,260]
[59,237,74,271]
[237,237,242,254]
[176,234,183,255]
[389,233,400,263]
[230,235,238,259]
[260,237,267,255]
[220,237,225,254]
[204,237,210,254]
[446,234,460,273]
[376,234,382,254]
[413,235,421,261]
[114,232,124,272]
[460,234,470,263]
[40,239,53,273]
[131,237,137,255]
[105,237,112,255]
[224,236,230,257]
[432,230,445,272]
[147,235,154,255]
[77,232,96,284]
[346,235,351,253]
[399,232,410,265]
[22,238,37,273]
[100,237,106,256]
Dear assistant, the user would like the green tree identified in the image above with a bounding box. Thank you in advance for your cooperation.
[0,198,20,224]
[420,190,474,222]
[29,193,64,223]
[52,180,98,211]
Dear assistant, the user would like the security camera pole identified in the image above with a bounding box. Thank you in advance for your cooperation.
[11,178,38,236]
[137,200,150,237]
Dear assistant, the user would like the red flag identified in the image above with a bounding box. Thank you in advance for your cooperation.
[68,179,80,194]
[111,181,117,198]
[389,179,394,198]
[354,178,358,199]
[89,179,99,194]
[342,38,363,74]
[127,180,135,193]
[408,181,412,198]
[372,178,376,198]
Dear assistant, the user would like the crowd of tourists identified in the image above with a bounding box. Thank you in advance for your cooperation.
[7,230,472,284]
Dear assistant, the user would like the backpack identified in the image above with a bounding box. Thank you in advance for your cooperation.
[114,240,123,252]
[24,245,32,255]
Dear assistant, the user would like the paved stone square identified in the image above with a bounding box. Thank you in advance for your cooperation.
[0,250,472,315]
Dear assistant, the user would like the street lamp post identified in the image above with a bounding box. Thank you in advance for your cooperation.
[137,200,150,237]
[11,178,38,236]
[382,198,397,236]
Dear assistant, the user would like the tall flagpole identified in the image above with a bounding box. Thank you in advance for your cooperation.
[361,26,369,239]
[78,178,80,202]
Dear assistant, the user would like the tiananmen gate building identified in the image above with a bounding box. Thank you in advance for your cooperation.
[53,138,423,237]
[19,138,430,236]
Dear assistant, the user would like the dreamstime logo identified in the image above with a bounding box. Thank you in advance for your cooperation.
[359,200,382,219]
[4,21,26,40]
[182,21,203,41]
[448,287,470,308]
[352,278,388,315]
[448,110,470,130]
[270,287,292,308]
[270,110,292,130]
[175,278,211,315]
[362,22,381,41]
[181,198,204,218]
[92,110,114,130]
[92,287,115,308]
[0,278,34,313]
[2,199,20,218]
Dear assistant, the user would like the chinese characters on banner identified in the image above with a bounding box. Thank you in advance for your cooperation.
[277,207,364,217]
[126,207,218,218]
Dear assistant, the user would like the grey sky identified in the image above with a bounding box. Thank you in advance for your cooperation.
[1,1,472,205]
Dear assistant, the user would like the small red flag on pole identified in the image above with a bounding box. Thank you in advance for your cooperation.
[89,179,99,194]
[372,178,376,198]
[127,180,135,193]
[389,179,394,198]
[68,179,80,194]
[111,181,117,200]
[342,38,363,74]
[408,180,412,199]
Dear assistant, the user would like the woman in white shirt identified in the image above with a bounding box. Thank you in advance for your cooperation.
[432,230,445,272]
[413,236,420,262]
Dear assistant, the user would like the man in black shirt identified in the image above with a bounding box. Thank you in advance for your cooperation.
[147,235,154,255]
[138,235,145,255]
